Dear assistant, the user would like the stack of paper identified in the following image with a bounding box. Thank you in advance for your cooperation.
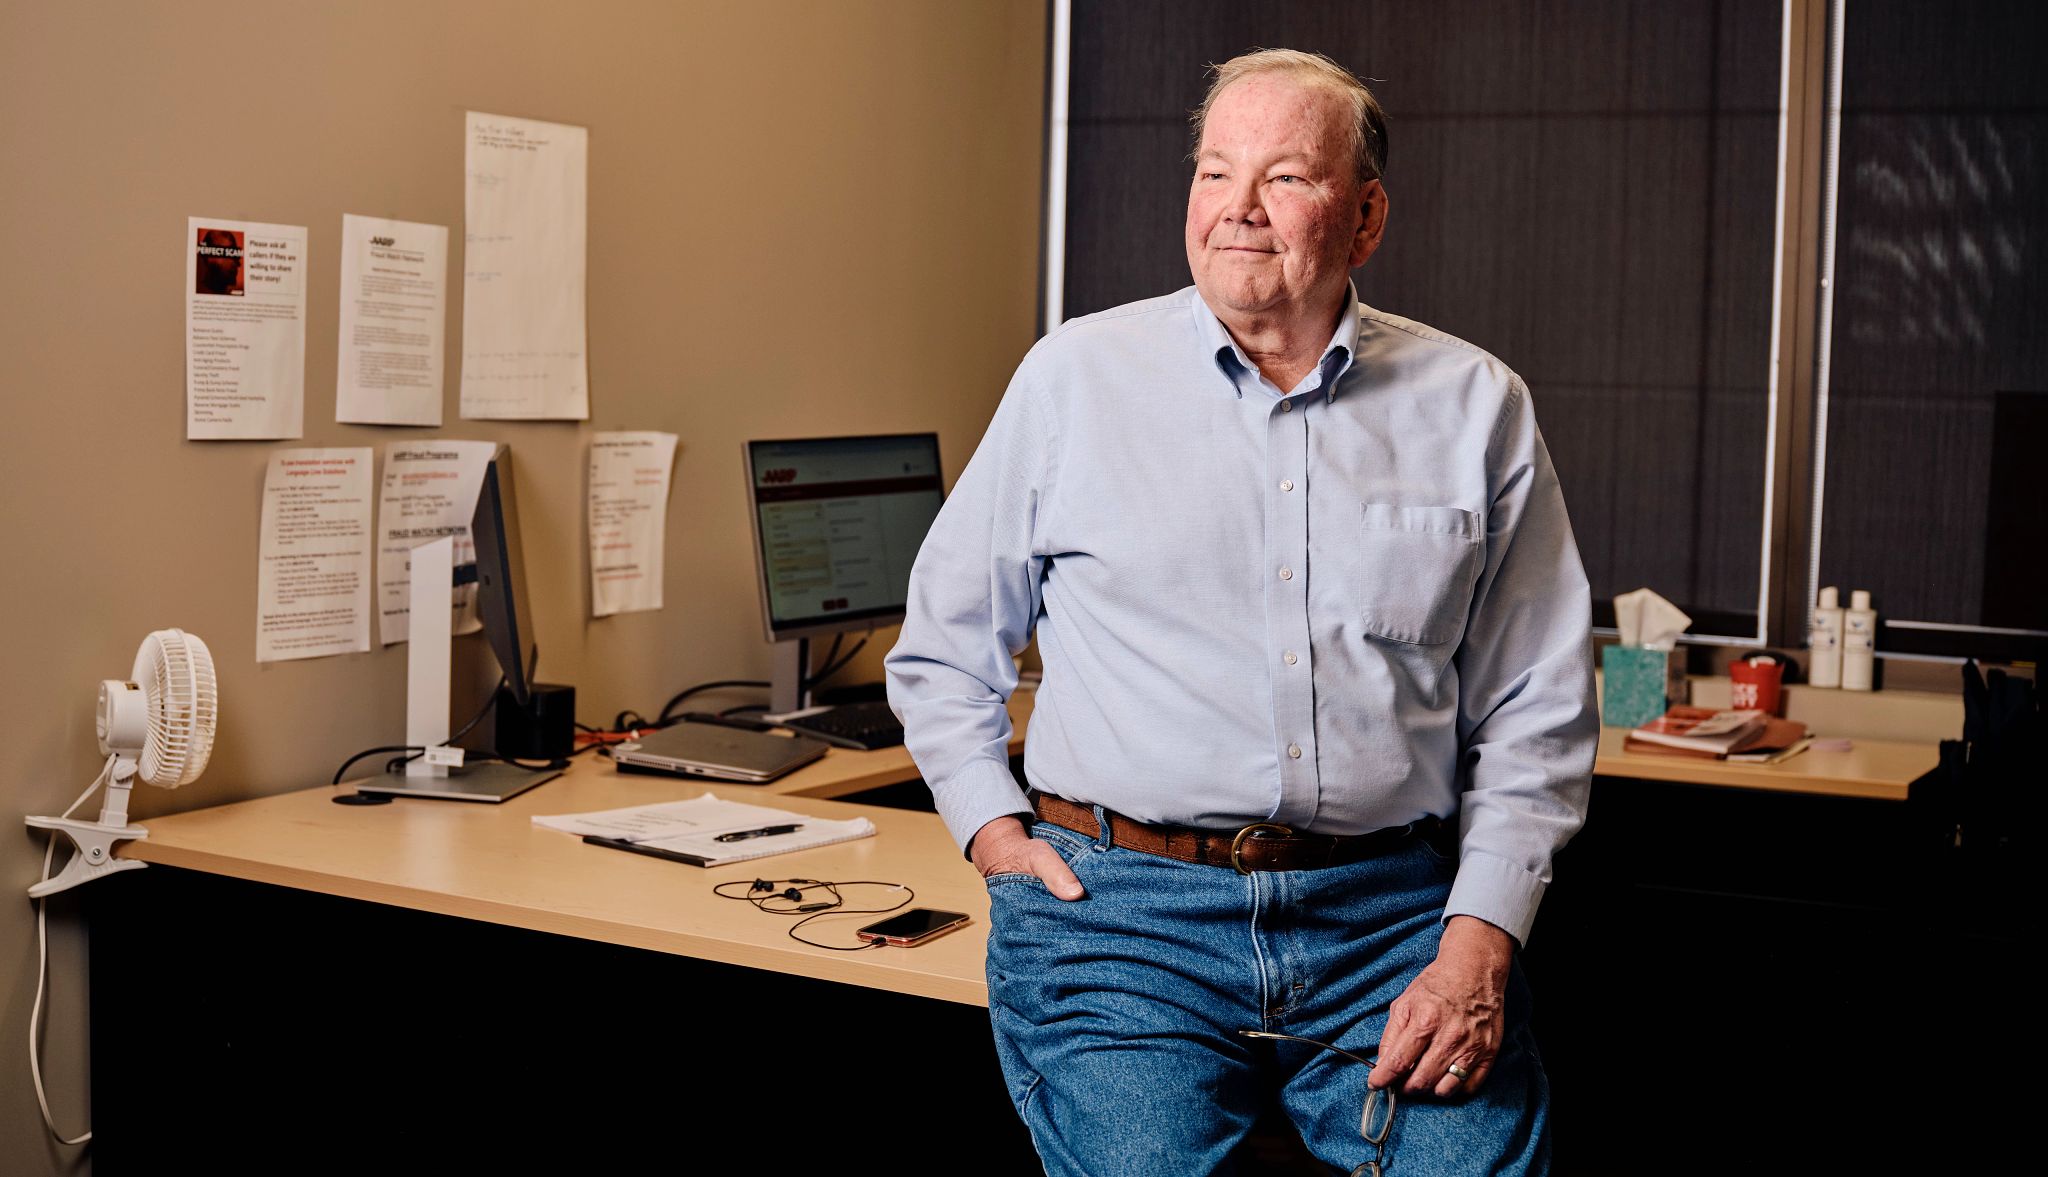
[1724,736,1815,765]
[533,792,875,866]
[1625,706,1810,762]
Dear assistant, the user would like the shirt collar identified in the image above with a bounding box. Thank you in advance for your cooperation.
[1191,283,1363,401]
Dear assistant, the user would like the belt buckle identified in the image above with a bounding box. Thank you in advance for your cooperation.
[1229,822,1294,874]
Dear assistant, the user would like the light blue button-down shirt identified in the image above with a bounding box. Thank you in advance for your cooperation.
[885,285,1596,944]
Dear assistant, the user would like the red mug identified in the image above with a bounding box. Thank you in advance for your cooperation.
[1729,655,1784,715]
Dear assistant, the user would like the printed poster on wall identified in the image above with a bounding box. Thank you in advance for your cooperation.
[374,439,498,644]
[186,216,307,440]
[588,431,678,616]
[255,448,373,662]
[337,214,449,426]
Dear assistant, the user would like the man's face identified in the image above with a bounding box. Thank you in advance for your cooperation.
[1185,75,1386,324]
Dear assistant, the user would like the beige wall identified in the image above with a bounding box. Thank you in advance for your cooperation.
[0,2,1045,1169]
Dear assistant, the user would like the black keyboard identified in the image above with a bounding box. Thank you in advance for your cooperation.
[780,700,905,751]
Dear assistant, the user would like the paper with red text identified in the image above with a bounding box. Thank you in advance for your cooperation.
[589,431,678,616]
[256,448,373,662]
[187,216,307,439]
[374,439,497,644]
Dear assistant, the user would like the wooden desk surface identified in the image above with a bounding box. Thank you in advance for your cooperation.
[863,689,1930,802]
[1592,724,1935,800]
[121,749,997,1007]
[118,689,1936,1014]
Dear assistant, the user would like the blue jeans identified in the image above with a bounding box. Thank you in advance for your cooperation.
[984,811,1549,1176]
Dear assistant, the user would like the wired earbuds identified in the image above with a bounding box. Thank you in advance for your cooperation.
[714,877,919,951]
[752,878,809,901]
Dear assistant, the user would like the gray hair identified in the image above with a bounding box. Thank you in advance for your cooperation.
[1189,49,1387,184]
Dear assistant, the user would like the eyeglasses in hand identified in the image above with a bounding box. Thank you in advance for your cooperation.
[1238,1029,1395,1177]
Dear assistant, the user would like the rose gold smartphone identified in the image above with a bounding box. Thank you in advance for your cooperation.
[856,908,971,946]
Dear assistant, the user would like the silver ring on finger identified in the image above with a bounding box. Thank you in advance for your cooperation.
[1446,1062,1471,1081]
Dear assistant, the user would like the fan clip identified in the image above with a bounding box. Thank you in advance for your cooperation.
[24,817,149,899]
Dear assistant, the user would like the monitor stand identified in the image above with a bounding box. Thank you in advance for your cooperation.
[766,637,815,716]
[354,761,562,804]
[371,534,562,803]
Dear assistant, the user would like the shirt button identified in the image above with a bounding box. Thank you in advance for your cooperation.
[1288,744,1303,759]
[1280,400,1293,413]
[1280,479,1294,492]
[1278,566,1292,581]
[1283,651,1298,665]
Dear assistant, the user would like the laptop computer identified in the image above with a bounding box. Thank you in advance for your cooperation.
[610,723,830,784]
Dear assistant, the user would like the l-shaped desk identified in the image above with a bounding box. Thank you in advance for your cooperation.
[111,693,1936,1006]
[93,692,1941,1171]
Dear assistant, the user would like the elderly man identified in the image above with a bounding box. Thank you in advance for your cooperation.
[886,48,1594,1175]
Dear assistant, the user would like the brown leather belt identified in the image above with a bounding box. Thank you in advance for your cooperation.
[1030,793,1443,875]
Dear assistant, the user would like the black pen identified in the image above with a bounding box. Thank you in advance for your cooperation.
[582,834,711,867]
[714,823,803,843]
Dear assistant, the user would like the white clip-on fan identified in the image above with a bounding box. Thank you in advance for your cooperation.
[27,628,218,897]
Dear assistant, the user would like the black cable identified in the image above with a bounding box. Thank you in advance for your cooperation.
[656,679,770,725]
[819,636,862,680]
[345,745,565,782]
[800,633,845,693]
[331,671,514,785]
[804,636,869,692]
[637,649,874,731]
[333,746,421,785]
[330,644,545,789]
[470,750,567,772]
[449,675,506,744]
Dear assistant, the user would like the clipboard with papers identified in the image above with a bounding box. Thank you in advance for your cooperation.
[533,792,876,867]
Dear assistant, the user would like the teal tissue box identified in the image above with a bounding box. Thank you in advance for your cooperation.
[1601,645,1672,728]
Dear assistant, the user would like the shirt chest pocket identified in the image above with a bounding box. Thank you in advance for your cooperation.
[1355,503,1483,646]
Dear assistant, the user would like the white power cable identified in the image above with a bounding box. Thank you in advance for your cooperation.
[30,754,115,1146]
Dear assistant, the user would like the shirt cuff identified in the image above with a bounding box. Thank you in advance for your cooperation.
[930,757,1033,857]
[1442,849,1548,949]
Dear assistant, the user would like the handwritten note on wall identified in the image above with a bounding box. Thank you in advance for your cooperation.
[460,112,589,420]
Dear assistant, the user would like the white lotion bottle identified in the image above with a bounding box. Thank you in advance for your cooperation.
[1842,589,1876,691]
[1809,586,1844,688]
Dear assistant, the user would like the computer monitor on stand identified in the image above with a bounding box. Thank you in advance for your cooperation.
[743,433,945,718]
[355,446,565,803]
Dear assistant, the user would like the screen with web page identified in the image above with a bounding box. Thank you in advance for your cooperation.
[745,433,943,636]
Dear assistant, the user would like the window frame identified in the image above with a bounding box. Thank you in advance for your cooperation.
[1040,0,2048,669]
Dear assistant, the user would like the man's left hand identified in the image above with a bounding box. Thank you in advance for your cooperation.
[1367,915,1514,1098]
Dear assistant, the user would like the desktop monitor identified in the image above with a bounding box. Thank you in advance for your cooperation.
[470,445,536,707]
[356,444,564,803]
[743,433,945,712]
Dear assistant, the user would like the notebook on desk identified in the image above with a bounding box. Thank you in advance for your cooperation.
[1622,707,1810,762]
[610,723,829,783]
